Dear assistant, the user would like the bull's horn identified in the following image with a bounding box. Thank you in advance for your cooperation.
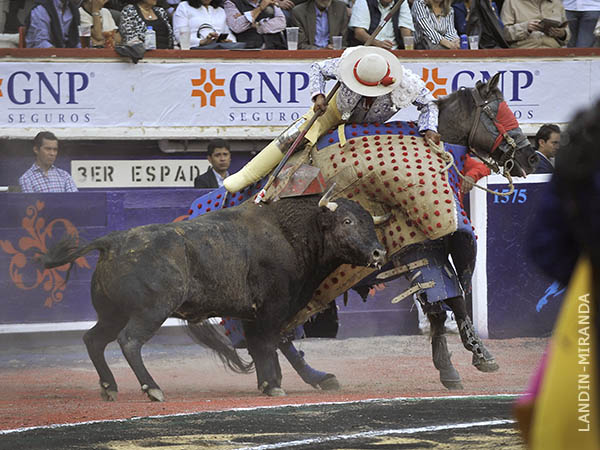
[372,212,391,225]
[318,183,338,211]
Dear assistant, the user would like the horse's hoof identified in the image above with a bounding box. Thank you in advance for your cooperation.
[317,374,340,391]
[265,387,286,397]
[474,357,499,373]
[441,379,464,390]
[439,368,463,390]
[100,388,118,401]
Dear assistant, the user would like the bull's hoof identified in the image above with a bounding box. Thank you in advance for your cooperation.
[100,382,118,401]
[100,388,118,402]
[142,384,165,402]
[316,374,341,391]
[264,387,286,397]
[473,355,500,373]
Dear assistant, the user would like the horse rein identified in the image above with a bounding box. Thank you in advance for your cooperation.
[467,87,519,178]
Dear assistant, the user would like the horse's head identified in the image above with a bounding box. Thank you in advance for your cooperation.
[438,73,538,177]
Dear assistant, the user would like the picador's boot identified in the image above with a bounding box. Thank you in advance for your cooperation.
[279,341,340,390]
[432,335,463,390]
[458,317,499,372]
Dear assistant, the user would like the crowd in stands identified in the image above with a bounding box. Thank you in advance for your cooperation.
[10,0,598,50]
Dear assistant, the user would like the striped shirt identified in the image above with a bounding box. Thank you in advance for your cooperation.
[411,0,459,48]
[19,164,79,193]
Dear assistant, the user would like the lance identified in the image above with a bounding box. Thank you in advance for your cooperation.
[254,0,407,204]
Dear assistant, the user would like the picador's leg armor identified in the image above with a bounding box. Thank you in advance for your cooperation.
[278,340,340,390]
[223,94,343,194]
[457,316,499,372]
[428,311,463,390]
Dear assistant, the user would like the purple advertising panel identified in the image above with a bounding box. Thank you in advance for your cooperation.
[0,190,200,325]
[486,181,563,338]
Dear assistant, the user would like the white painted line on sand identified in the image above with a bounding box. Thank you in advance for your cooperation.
[0,394,519,435]
[232,419,516,450]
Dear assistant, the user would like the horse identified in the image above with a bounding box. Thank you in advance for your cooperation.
[188,73,538,392]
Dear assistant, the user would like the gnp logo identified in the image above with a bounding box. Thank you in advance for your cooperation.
[421,68,536,103]
[190,67,309,108]
[0,70,92,124]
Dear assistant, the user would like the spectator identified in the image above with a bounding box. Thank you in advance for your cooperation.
[173,0,237,48]
[120,0,174,48]
[452,0,502,36]
[224,0,287,48]
[3,0,26,33]
[290,0,349,49]
[563,0,600,48]
[534,123,560,174]
[19,132,78,193]
[349,0,414,49]
[25,0,81,48]
[194,139,232,188]
[79,0,121,47]
[500,0,570,48]
[411,0,460,49]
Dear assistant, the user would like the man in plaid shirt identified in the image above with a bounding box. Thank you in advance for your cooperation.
[19,131,78,193]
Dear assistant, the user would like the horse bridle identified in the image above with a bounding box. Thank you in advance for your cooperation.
[467,87,519,174]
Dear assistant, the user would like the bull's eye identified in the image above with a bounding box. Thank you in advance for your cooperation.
[343,218,353,225]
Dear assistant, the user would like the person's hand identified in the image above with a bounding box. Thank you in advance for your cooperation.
[460,175,475,194]
[547,26,567,39]
[375,39,394,50]
[440,38,459,49]
[276,0,295,10]
[368,283,386,297]
[313,94,327,114]
[527,20,543,32]
[424,130,441,146]
[200,32,219,45]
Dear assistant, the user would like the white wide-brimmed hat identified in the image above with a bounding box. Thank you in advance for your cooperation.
[338,46,403,97]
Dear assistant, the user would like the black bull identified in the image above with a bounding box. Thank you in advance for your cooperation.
[42,195,385,401]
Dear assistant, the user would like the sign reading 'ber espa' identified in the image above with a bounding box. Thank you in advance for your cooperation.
[71,160,209,188]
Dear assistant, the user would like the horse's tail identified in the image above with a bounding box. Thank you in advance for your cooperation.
[41,235,107,283]
[186,320,254,374]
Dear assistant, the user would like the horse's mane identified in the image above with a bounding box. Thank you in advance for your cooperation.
[436,87,474,111]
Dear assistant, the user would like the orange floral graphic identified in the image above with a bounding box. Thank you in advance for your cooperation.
[421,68,448,98]
[0,201,90,308]
[191,68,226,107]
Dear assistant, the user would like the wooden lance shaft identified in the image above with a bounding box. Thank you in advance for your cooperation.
[254,0,406,204]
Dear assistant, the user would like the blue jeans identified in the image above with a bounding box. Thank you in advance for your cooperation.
[566,9,600,48]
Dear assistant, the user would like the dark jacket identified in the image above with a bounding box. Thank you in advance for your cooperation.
[290,0,349,49]
[349,0,405,49]
[534,151,554,174]
[26,0,80,48]
[194,167,219,189]
[228,0,286,49]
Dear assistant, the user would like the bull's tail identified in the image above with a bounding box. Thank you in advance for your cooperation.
[42,235,107,282]
[186,320,254,374]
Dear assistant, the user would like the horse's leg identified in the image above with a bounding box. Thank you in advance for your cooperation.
[278,339,340,390]
[444,296,499,372]
[426,305,463,390]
